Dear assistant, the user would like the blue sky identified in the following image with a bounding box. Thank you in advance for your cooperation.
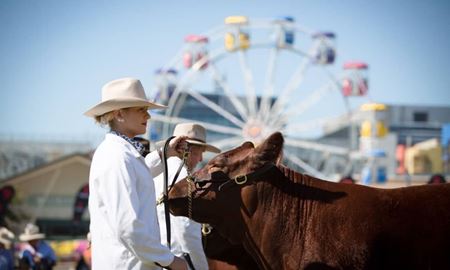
[1,0,449,146]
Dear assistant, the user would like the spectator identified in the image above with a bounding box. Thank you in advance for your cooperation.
[427,174,447,184]
[150,123,220,270]
[0,227,15,270]
[339,175,356,184]
[75,233,91,270]
[18,223,56,270]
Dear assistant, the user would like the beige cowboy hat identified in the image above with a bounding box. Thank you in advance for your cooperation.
[19,223,45,242]
[0,227,15,248]
[84,77,166,117]
[157,123,221,153]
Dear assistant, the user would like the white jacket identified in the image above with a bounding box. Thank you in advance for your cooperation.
[148,156,208,270]
[89,134,174,269]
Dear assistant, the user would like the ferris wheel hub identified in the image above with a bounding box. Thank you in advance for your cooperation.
[243,118,273,144]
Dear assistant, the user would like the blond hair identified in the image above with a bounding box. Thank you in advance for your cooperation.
[94,111,116,127]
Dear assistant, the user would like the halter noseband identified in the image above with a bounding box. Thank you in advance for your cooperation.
[187,162,276,192]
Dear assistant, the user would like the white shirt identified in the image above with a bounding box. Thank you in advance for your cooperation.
[148,156,208,270]
[89,134,174,269]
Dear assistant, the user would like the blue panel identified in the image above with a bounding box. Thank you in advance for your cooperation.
[441,123,450,146]
[376,167,387,183]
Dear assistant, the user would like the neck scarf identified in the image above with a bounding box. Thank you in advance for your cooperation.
[110,130,145,156]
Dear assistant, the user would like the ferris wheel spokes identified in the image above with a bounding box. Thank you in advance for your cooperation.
[283,150,327,179]
[151,114,243,136]
[208,136,245,151]
[165,47,246,126]
[258,46,279,119]
[185,88,246,128]
[269,80,336,128]
[263,53,310,123]
[265,39,323,123]
[237,50,258,117]
[284,137,349,156]
[209,63,249,121]
[281,115,337,134]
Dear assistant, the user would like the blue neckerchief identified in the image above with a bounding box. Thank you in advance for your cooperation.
[110,130,145,156]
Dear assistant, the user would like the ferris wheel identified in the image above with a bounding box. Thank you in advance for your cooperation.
[150,16,370,179]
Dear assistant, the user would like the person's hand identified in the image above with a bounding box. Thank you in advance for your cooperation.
[167,136,188,158]
[33,255,41,264]
[167,256,188,270]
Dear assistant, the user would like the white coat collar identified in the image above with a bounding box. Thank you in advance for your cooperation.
[105,133,143,158]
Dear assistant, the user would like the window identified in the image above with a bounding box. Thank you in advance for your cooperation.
[413,112,428,122]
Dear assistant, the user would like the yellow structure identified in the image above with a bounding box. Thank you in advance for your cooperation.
[360,103,389,138]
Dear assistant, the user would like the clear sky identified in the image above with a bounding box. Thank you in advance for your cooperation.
[1,0,449,146]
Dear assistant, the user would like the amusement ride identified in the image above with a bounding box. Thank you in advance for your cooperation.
[150,16,370,180]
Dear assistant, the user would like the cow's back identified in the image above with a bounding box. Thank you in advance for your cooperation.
[305,182,450,269]
[367,183,450,269]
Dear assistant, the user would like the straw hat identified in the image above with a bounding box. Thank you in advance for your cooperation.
[84,77,166,117]
[0,227,15,248]
[158,123,220,153]
[19,223,45,242]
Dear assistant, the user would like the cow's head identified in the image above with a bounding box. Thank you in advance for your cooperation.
[168,132,284,242]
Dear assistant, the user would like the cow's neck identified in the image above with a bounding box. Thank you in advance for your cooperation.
[241,165,345,269]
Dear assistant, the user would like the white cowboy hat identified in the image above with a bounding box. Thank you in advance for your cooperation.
[157,123,221,153]
[84,77,166,117]
[0,227,15,248]
[19,223,45,242]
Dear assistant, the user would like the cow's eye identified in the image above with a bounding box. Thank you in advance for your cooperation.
[196,181,208,188]
[211,171,228,179]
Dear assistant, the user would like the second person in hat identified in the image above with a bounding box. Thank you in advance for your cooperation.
[149,123,220,270]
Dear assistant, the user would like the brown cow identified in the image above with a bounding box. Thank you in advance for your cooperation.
[169,132,450,270]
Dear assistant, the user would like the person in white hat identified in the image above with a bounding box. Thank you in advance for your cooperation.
[84,78,187,270]
[149,123,220,270]
[18,223,56,269]
[0,227,15,270]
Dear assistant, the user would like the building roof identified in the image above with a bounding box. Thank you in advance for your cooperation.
[1,153,91,185]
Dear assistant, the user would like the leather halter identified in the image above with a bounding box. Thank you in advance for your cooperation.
[187,162,276,191]
[185,162,276,220]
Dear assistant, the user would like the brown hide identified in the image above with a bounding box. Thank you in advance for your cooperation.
[169,132,450,270]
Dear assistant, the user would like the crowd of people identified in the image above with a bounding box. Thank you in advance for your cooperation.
[0,223,58,270]
[0,222,92,270]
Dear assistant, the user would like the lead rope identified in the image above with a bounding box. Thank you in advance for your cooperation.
[186,170,194,219]
[162,137,190,249]
[183,164,197,270]
[162,136,175,250]
[161,138,196,270]
[186,170,212,250]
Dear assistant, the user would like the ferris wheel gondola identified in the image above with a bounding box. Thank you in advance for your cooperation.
[150,16,370,179]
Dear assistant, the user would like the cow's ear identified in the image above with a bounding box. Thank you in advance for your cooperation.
[253,132,284,163]
[241,141,255,149]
